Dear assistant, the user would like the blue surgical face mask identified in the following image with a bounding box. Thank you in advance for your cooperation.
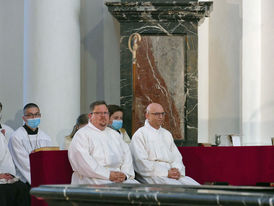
[27,118,40,129]
[111,120,123,130]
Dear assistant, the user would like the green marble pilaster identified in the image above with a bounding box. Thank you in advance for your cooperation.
[184,34,198,146]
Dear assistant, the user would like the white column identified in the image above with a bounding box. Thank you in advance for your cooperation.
[198,17,209,143]
[207,0,242,144]
[23,0,80,146]
[260,0,274,145]
[242,0,262,145]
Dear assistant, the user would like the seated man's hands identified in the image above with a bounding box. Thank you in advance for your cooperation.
[0,173,14,180]
[109,171,126,183]
[168,168,181,180]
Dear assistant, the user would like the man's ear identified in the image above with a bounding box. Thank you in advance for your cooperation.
[22,116,27,124]
[145,112,149,119]
[88,113,92,119]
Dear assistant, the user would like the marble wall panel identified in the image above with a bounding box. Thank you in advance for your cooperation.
[106,1,212,146]
[120,23,198,146]
[132,36,185,139]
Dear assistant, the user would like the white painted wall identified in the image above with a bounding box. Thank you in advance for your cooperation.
[103,1,121,105]
[242,0,261,145]
[80,0,104,112]
[208,0,242,144]
[0,0,24,130]
[260,0,274,145]
[201,0,274,145]
[80,0,120,114]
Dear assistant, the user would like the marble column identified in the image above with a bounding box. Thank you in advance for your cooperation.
[23,0,80,145]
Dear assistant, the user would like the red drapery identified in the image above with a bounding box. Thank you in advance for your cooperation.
[29,146,274,206]
[178,146,274,186]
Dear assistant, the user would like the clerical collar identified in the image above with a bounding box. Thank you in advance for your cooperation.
[23,124,38,135]
[89,122,106,132]
[145,119,161,131]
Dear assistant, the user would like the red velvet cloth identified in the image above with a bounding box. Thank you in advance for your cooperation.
[178,146,274,186]
[30,150,73,206]
[29,147,274,205]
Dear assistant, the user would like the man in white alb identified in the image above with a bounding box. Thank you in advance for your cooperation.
[130,103,200,185]
[0,132,31,206]
[0,102,14,142]
[8,103,52,184]
[68,101,138,184]
[0,132,16,182]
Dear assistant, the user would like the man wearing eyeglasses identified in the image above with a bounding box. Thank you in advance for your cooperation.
[68,100,138,184]
[130,103,199,185]
[8,103,52,185]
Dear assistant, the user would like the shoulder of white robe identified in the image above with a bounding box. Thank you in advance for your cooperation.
[10,126,26,142]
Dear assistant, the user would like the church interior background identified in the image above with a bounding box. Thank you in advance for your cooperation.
[1,0,274,147]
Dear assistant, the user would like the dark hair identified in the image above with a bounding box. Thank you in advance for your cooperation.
[76,114,89,126]
[23,103,39,114]
[107,105,123,117]
[68,114,89,139]
[0,102,2,110]
[89,100,107,112]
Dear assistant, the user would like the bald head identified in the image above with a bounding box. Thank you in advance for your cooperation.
[146,103,163,114]
[145,103,165,129]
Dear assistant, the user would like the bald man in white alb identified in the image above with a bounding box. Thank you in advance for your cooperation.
[130,103,199,185]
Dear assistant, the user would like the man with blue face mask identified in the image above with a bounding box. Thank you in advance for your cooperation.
[8,103,52,185]
[107,105,131,144]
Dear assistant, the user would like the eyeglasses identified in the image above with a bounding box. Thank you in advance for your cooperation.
[24,113,41,118]
[150,112,166,116]
[91,112,109,116]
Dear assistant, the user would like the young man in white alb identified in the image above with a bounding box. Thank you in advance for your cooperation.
[8,103,52,184]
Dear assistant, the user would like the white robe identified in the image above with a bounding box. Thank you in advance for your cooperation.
[130,120,200,185]
[1,123,14,142]
[0,133,16,176]
[8,126,52,184]
[68,122,138,184]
